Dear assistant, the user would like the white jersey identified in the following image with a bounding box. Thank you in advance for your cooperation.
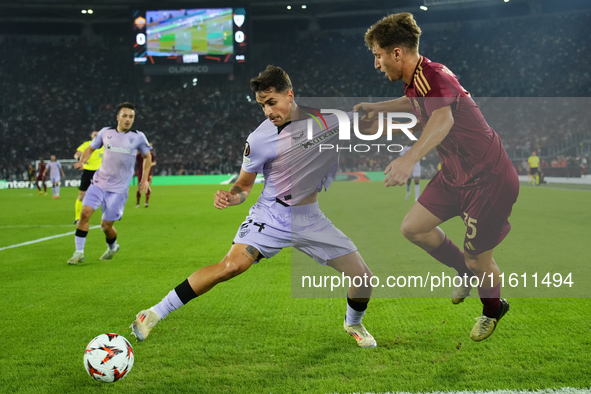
[242,109,352,209]
[46,161,62,178]
[90,127,152,194]
[400,145,421,178]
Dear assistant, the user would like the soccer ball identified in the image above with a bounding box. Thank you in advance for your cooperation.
[83,333,135,383]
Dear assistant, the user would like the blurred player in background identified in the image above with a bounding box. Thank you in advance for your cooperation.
[131,66,377,348]
[355,13,519,342]
[67,103,152,264]
[28,164,36,190]
[527,151,540,186]
[73,131,104,224]
[36,157,47,195]
[43,155,65,199]
[400,143,421,201]
[136,143,156,208]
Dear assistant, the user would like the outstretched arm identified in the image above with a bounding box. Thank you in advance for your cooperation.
[214,169,257,210]
[354,97,421,137]
[74,146,96,170]
[383,105,454,187]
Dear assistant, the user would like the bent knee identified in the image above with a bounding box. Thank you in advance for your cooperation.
[401,220,421,241]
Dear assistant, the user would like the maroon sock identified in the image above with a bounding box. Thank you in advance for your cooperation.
[136,190,141,204]
[428,236,473,278]
[478,283,501,318]
[146,189,151,203]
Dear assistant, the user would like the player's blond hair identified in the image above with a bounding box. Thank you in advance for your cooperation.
[365,13,422,53]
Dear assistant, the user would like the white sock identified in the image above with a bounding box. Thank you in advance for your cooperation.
[153,289,184,319]
[415,184,420,200]
[345,304,366,325]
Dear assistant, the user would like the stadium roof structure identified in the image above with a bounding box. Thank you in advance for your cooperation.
[0,0,589,36]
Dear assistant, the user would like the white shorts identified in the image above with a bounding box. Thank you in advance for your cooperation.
[411,162,421,178]
[83,184,128,222]
[233,202,357,266]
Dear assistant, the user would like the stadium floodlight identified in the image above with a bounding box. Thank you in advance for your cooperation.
[504,0,510,2]
[302,5,307,9]
[287,5,292,10]
[420,5,428,10]
[88,9,93,14]
[81,10,87,14]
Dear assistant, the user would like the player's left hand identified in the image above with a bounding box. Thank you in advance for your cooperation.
[139,180,149,194]
[383,157,414,187]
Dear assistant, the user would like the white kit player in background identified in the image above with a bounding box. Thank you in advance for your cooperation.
[43,155,65,199]
[131,66,377,348]
[400,144,421,201]
[67,102,152,265]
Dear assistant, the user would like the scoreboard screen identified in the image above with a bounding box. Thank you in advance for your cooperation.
[132,7,247,72]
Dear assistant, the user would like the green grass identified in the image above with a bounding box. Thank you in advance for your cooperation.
[0,182,590,394]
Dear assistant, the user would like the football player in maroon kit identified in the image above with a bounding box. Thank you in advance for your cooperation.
[135,144,156,208]
[36,157,47,195]
[355,13,519,342]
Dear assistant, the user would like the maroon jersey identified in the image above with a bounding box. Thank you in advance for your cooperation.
[405,56,511,189]
[136,151,155,179]
[36,162,46,178]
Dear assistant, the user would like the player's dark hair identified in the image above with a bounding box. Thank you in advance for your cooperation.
[249,65,292,94]
[117,102,135,114]
[365,13,422,53]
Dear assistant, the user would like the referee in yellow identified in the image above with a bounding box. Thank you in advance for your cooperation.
[73,131,104,224]
[527,150,540,186]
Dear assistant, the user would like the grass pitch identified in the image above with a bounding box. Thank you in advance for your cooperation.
[0,181,589,394]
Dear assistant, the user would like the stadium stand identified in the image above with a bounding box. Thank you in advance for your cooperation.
[1,11,589,180]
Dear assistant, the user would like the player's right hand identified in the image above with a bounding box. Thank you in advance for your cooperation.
[353,102,378,120]
[214,190,236,210]
[73,161,84,170]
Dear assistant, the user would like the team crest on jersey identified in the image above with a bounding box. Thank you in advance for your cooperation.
[239,228,250,238]
[129,137,135,143]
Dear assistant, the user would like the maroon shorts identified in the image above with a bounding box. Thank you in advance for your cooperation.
[418,162,519,255]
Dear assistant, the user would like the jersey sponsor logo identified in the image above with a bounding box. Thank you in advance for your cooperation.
[239,228,250,238]
[301,128,340,149]
[106,144,131,154]
[243,142,250,156]
[243,157,251,165]
[292,131,305,141]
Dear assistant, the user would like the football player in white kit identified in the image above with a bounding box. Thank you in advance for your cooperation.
[400,144,421,201]
[131,66,377,348]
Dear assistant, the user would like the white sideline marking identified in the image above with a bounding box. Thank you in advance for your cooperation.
[0,225,101,252]
[345,388,591,394]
